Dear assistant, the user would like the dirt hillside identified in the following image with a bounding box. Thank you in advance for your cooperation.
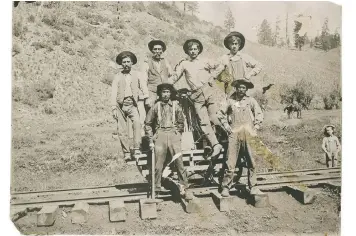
[12,2,341,121]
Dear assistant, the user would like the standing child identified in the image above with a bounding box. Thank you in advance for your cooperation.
[322,125,341,168]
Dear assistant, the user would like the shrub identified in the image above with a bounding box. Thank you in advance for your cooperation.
[254,91,268,111]
[207,28,222,46]
[101,74,114,86]
[147,3,164,20]
[135,23,147,36]
[43,1,61,9]
[28,15,36,23]
[13,19,27,38]
[280,79,315,108]
[61,32,74,43]
[81,26,92,37]
[12,43,22,55]
[117,2,132,12]
[34,80,55,101]
[132,2,146,12]
[31,41,54,52]
[175,20,185,30]
[109,18,126,30]
[42,14,60,27]
[62,45,76,55]
[77,45,90,58]
[323,82,341,110]
[62,18,75,27]
[12,86,39,107]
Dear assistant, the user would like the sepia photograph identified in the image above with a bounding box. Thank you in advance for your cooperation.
[10,1,342,235]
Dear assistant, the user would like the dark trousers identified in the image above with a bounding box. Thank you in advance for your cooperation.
[190,85,221,147]
[154,129,188,188]
[221,129,257,189]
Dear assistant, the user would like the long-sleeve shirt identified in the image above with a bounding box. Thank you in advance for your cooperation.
[322,136,341,153]
[170,56,220,90]
[214,52,263,82]
[217,95,263,132]
[144,100,185,141]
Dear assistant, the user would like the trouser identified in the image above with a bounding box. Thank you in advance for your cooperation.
[154,129,188,188]
[120,98,141,150]
[190,85,221,147]
[326,152,338,168]
[221,129,257,189]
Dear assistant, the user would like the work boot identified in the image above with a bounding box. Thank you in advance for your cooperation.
[211,144,223,159]
[221,187,230,197]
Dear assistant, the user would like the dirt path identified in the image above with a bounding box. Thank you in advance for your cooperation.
[14,188,340,235]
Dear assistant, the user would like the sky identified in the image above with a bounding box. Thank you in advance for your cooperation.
[190,1,342,42]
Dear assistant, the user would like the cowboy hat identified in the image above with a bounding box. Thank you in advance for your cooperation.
[116,51,137,65]
[231,79,254,89]
[224,31,245,51]
[183,39,203,55]
[148,40,167,52]
[157,83,177,99]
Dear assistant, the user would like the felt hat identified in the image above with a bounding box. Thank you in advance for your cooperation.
[148,40,166,52]
[231,79,254,89]
[157,83,177,99]
[116,51,137,65]
[183,39,203,55]
[224,31,246,51]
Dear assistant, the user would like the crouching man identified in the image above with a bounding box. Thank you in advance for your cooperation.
[144,83,191,199]
[217,79,263,197]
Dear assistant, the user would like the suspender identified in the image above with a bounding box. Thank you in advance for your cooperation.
[172,101,176,125]
[157,101,176,128]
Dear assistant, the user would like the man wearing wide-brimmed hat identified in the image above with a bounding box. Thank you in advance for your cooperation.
[111,51,149,159]
[144,83,191,198]
[142,39,173,110]
[170,38,225,158]
[217,78,263,197]
[214,31,263,97]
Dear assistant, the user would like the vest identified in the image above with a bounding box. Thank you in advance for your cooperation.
[147,58,169,93]
[115,71,140,106]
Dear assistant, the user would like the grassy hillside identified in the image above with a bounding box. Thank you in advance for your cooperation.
[12,1,341,120]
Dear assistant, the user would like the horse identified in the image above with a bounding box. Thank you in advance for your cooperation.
[284,103,302,119]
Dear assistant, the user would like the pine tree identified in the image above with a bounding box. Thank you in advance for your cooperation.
[186,2,199,16]
[293,20,305,50]
[321,17,330,51]
[224,8,235,32]
[257,19,273,46]
[273,16,281,47]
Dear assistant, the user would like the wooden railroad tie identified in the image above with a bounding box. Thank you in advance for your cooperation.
[285,185,318,205]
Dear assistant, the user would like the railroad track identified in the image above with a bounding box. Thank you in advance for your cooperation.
[11,167,341,212]
[11,167,341,225]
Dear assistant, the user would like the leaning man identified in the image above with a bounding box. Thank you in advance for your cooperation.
[111,51,148,158]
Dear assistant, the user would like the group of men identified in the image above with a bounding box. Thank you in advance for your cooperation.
[111,31,264,198]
